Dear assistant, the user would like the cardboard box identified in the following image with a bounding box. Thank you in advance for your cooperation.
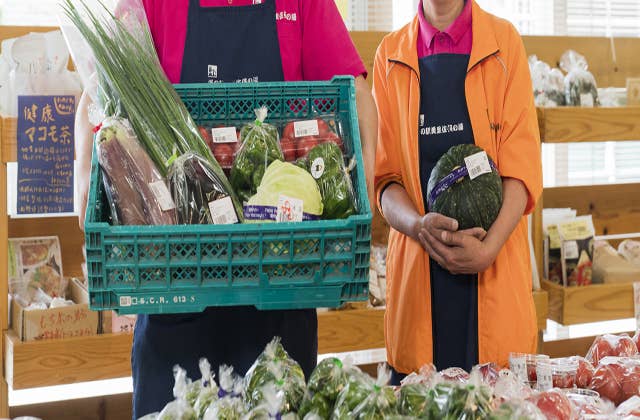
[11,278,99,341]
[593,243,640,284]
[100,310,136,334]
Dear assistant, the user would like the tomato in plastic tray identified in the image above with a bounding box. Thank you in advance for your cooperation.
[198,125,241,170]
[616,395,640,417]
[586,334,638,366]
[528,389,574,420]
[589,357,640,405]
[438,367,470,383]
[537,358,578,390]
[564,388,612,417]
[280,117,345,161]
[571,356,595,389]
[509,353,550,385]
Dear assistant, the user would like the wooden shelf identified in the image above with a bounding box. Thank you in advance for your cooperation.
[318,307,385,354]
[4,331,133,390]
[537,107,640,143]
[542,279,633,325]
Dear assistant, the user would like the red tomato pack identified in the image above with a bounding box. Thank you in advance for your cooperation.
[280,116,345,162]
[589,357,640,405]
[198,124,241,172]
[528,389,575,420]
[586,334,638,366]
[536,358,579,391]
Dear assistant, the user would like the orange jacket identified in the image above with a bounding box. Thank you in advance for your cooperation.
[373,1,543,374]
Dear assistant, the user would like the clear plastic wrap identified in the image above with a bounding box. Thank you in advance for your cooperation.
[570,356,595,389]
[529,55,565,107]
[192,358,219,418]
[536,358,579,391]
[298,357,356,418]
[439,367,471,384]
[419,376,493,419]
[279,116,345,162]
[244,338,306,412]
[564,388,615,417]
[489,400,546,420]
[242,383,298,420]
[615,395,640,418]
[305,142,357,220]
[619,240,640,267]
[157,366,197,420]
[168,152,241,225]
[96,117,177,225]
[527,389,575,420]
[589,357,640,405]
[560,50,600,107]
[472,363,500,388]
[204,365,245,420]
[349,365,398,419]
[198,124,241,172]
[509,353,550,387]
[586,334,639,366]
[230,107,284,203]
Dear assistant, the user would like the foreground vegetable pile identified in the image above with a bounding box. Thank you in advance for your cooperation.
[141,332,640,420]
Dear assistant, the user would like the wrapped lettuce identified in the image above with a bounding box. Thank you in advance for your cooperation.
[157,366,197,420]
[244,338,306,412]
[306,143,356,220]
[231,107,284,203]
[244,160,323,223]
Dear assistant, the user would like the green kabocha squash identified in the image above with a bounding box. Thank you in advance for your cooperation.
[426,144,502,231]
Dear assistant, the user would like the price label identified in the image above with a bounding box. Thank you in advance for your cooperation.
[149,181,176,211]
[310,157,325,179]
[509,355,527,382]
[211,127,237,143]
[563,240,579,260]
[276,195,303,222]
[464,151,492,180]
[294,120,320,138]
[208,196,238,225]
[536,363,552,391]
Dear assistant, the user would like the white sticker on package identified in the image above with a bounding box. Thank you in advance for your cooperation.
[276,195,304,222]
[563,240,579,260]
[149,181,176,211]
[211,127,237,143]
[536,363,553,391]
[294,120,320,138]
[208,196,238,225]
[310,157,325,179]
[464,151,492,180]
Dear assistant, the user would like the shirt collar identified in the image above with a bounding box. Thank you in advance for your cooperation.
[418,0,472,46]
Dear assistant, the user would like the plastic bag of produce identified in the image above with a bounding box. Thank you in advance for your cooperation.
[560,50,600,107]
[489,400,546,420]
[230,107,284,203]
[439,367,471,384]
[157,366,197,420]
[589,357,640,405]
[198,124,241,172]
[244,160,323,223]
[203,365,245,420]
[422,379,493,419]
[527,389,574,420]
[331,370,376,419]
[529,55,565,107]
[279,116,345,162]
[398,382,431,417]
[244,338,306,412]
[349,365,398,419]
[536,358,579,391]
[564,388,614,418]
[242,383,298,420]
[305,143,356,220]
[472,363,500,388]
[168,152,242,224]
[619,240,640,267]
[193,359,219,418]
[400,364,438,387]
[558,215,595,286]
[493,370,535,405]
[299,357,359,418]
[616,395,640,417]
[426,144,502,231]
[97,117,177,225]
[586,334,638,366]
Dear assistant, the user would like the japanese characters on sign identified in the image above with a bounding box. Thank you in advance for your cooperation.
[17,95,75,214]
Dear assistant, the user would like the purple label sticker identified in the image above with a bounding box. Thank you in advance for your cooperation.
[427,161,497,210]
[243,205,320,221]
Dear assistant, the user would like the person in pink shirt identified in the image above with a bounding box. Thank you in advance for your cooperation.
[74,0,377,417]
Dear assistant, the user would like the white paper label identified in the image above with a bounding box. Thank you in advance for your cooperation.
[149,181,176,211]
[294,120,320,138]
[276,195,304,222]
[634,282,640,331]
[211,127,237,143]
[310,157,325,179]
[208,196,238,225]
[509,356,527,382]
[580,93,594,107]
[464,151,492,180]
[119,296,132,307]
[563,240,579,259]
[536,364,553,391]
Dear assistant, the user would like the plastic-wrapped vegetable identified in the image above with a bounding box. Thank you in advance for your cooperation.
[493,370,535,405]
[586,334,638,366]
[168,152,242,224]
[306,143,356,220]
[231,107,284,203]
[349,365,398,419]
[331,370,376,419]
[138,414,159,420]
[244,160,323,223]
[298,392,332,420]
[472,363,500,387]
[398,382,430,417]
[244,338,306,412]
[559,50,600,107]
[536,358,579,391]
[193,359,219,418]
[242,383,298,420]
[299,357,357,419]
[527,389,574,420]
[422,380,493,419]
[570,356,595,389]
[97,117,177,225]
[157,366,197,420]
[439,367,470,384]
[280,116,345,161]
[529,55,566,107]
[204,365,245,420]
[564,389,614,417]
[589,357,640,405]
[489,400,546,420]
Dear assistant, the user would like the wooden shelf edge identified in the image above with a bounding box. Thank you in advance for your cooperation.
[533,289,549,331]
[318,307,385,354]
[4,331,133,390]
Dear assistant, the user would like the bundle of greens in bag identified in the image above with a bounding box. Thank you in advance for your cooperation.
[61,0,243,220]
[421,379,493,419]
[398,382,431,418]
[244,160,323,223]
[156,366,197,420]
[244,338,306,413]
[230,107,284,203]
[242,382,298,420]
[192,359,219,419]
[299,358,358,419]
[306,143,357,220]
[203,365,245,420]
[169,153,242,224]
[331,365,397,420]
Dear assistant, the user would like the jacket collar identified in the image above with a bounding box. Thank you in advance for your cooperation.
[387,1,500,74]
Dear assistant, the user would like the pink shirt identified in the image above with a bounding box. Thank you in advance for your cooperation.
[140,0,366,83]
[417,0,472,58]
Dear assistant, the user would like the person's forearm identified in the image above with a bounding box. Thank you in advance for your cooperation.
[380,183,422,241]
[355,75,377,211]
[484,178,528,258]
[75,91,94,230]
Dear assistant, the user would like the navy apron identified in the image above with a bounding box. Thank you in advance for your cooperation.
[413,54,480,377]
[131,2,317,418]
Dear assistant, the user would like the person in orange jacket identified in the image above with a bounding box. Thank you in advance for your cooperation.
[372,0,543,384]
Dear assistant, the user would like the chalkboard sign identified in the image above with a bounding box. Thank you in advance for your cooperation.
[17,95,75,214]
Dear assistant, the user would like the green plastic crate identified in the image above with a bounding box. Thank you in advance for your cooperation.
[85,76,372,314]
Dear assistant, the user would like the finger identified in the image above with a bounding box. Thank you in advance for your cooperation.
[419,231,446,267]
[459,227,487,241]
[440,230,469,247]
[424,212,459,232]
[422,228,451,268]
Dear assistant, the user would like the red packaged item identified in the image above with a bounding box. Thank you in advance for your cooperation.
[616,395,640,418]
[589,357,640,405]
[586,334,638,366]
[564,389,614,417]
[634,330,640,355]
[198,125,241,171]
[473,362,500,387]
[537,358,579,391]
[571,356,595,389]
[528,389,575,420]
[280,117,345,161]
[439,367,470,383]
[509,352,550,386]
